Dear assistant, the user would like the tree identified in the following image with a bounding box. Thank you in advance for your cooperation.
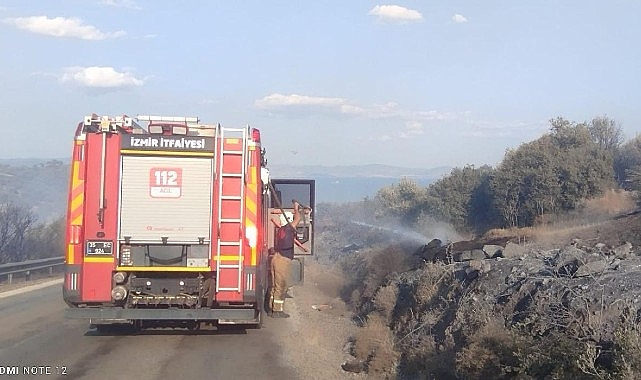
[375,178,427,225]
[614,134,641,189]
[549,118,614,209]
[491,118,614,227]
[490,138,561,227]
[24,217,65,260]
[0,202,36,263]
[588,115,624,152]
[424,165,494,231]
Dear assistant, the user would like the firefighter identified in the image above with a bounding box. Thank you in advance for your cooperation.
[269,200,305,318]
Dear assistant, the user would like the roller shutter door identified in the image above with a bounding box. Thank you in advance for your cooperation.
[119,155,213,244]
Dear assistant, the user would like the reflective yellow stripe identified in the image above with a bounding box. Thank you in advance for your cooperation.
[84,257,114,263]
[67,244,75,265]
[70,196,84,212]
[69,160,84,225]
[116,266,211,272]
[250,246,257,266]
[213,255,243,261]
[246,197,257,214]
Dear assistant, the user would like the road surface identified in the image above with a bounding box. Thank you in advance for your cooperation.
[0,282,299,380]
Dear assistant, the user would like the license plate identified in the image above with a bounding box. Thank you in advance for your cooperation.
[86,241,113,255]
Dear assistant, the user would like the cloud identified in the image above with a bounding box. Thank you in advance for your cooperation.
[3,16,125,40]
[100,0,142,10]
[60,66,144,88]
[452,14,468,24]
[400,121,424,138]
[456,119,548,139]
[255,93,347,109]
[368,5,423,23]
[255,93,453,124]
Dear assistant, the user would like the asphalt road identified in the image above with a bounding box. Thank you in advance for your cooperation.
[0,283,299,380]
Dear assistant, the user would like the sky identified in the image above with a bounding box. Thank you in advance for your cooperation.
[1,1,640,169]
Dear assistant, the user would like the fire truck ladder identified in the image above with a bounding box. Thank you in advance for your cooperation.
[215,126,248,296]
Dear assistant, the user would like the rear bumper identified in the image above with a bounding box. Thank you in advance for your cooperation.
[65,307,257,321]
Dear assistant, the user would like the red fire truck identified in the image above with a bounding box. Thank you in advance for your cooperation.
[63,114,314,330]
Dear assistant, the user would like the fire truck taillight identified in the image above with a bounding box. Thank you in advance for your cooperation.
[70,225,81,245]
[120,246,133,266]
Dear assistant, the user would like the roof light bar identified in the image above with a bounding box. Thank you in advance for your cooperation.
[137,115,199,123]
[83,115,134,130]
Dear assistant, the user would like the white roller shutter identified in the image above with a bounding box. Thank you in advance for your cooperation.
[119,155,213,244]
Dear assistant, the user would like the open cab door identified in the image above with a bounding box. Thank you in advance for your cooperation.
[268,179,315,284]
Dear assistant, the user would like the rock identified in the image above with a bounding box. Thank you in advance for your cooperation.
[341,243,362,253]
[574,259,609,277]
[611,242,633,259]
[594,242,607,253]
[341,360,367,373]
[503,242,527,259]
[610,258,622,270]
[416,239,443,262]
[469,259,491,273]
[453,249,487,261]
[483,245,503,258]
[556,258,580,277]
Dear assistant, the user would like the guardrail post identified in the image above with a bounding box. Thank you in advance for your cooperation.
[49,266,53,276]
[25,270,31,282]
[7,273,12,285]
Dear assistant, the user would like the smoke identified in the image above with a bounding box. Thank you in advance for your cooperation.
[350,217,463,248]
[350,221,429,245]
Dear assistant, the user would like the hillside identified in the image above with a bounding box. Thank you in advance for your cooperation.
[310,191,641,378]
[0,160,69,221]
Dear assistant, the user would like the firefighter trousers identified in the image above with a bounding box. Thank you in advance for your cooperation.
[270,252,291,312]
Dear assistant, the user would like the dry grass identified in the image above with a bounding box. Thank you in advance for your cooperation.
[584,189,637,215]
[372,284,398,324]
[456,319,530,379]
[353,315,399,378]
[481,190,639,250]
[612,305,641,379]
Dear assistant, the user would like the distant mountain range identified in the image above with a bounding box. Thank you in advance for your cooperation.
[268,164,451,203]
[0,159,451,220]
[268,164,450,179]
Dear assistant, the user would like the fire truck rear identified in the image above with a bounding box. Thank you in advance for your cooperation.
[62,114,314,330]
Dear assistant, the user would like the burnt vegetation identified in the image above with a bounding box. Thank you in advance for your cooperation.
[0,202,64,264]
[317,116,641,379]
[0,160,67,264]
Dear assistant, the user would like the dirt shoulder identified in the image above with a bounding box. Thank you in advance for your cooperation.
[270,259,368,380]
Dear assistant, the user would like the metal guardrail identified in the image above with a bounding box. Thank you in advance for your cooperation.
[0,257,64,284]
